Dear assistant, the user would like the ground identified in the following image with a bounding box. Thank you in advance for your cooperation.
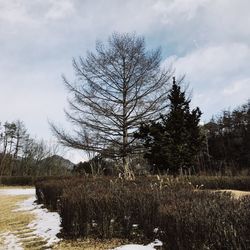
[0,186,154,250]
[0,186,249,250]
[57,239,127,250]
[0,191,46,250]
[218,189,250,199]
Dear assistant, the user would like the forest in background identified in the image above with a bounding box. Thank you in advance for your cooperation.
[2,98,249,178]
[0,121,72,176]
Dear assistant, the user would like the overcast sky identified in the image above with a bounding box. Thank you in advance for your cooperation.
[0,0,249,163]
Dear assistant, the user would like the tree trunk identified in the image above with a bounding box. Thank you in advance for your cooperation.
[122,66,134,179]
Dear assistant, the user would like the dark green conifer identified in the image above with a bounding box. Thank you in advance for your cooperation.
[135,77,203,174]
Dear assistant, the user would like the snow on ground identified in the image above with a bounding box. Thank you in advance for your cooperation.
[0,188,35,196]
[114,240,163,250]
[29,204,61,246]
[0,188,61,248]
[16,193,62,247]
[0,232,23,250]
[114,245,155,250]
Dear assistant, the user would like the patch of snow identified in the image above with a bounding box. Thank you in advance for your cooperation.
[14,196,41,212]
[16,195,62,247]
[114,239,163,250]
[147,239,163,247]
[0,232,23,250]
[0,188,61,247]
[0,188,35,196]
[114,245,154,250]
[29,207,61,246]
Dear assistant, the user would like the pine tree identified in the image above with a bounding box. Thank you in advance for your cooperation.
[135,77,203,174]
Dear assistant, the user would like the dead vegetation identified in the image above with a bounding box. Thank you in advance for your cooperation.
[36,176,250,250]
[1,178,250,250]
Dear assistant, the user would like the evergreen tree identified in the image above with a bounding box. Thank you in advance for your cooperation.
[135,77,203,174]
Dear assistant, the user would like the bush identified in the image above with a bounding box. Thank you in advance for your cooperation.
[0,175,72,187]
[0,176,34,186]
[35,176,250,249]
[184,176,250,191]
[159,190,249,249]
[59,178,166,240]
[35,176,82,210]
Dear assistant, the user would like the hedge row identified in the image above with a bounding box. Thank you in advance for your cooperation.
[0,175,72,186]
[3,174,250,190]
[35,176,250,249]
[185,175,250,191]
[0,176,34,186]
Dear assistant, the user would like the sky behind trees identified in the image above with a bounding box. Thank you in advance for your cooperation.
[0,0,249,162]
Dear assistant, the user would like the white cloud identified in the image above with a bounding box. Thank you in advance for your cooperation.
[0,1,28,23]
[223,78,250,97]
[45,0,75,20]
[153,0,211,24]
[164,42,250,119]
[166,43,250,81]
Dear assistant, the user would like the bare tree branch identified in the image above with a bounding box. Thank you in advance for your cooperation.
[51,33,172,171]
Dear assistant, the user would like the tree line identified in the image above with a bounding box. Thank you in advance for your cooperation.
[0,121,70,176]
[201,101,250,175]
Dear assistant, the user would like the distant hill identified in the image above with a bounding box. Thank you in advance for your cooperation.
[42,155,75,170]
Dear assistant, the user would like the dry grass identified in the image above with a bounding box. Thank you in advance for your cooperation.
[218,189,250,199]
[0,191,47,250]
[0,195,34,233]
[55,238,127,250]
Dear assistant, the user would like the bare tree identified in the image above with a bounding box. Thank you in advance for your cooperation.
[0,122,17,175]
[51,33,172,176]
[13,120,28,159]
[21,138,52,176]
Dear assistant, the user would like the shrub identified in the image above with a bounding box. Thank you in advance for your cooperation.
[59,177,165,239]
[184,176,250,191]
[35,176,250,249]
[35,176,83,210]
[0,175,73,187]
[0,176,34,186]
[158,190,248,249]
